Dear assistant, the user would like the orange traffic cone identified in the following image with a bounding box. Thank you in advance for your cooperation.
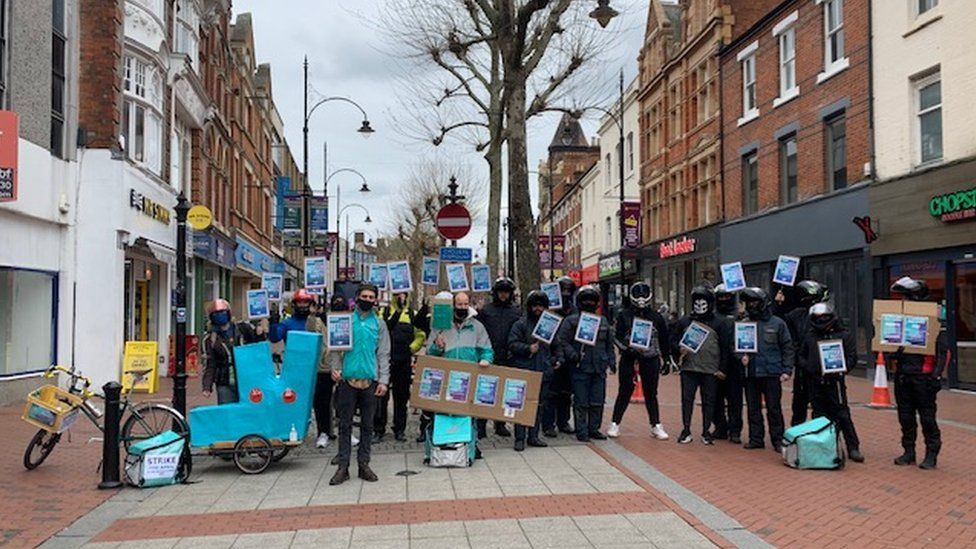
[630,373,645,403]
[868,352,895,409]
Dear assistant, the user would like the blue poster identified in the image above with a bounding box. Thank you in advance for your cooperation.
[471,265,492,292]
[629,318,653,350]
[327,314,353,350]
[304,257,327,288]
[734,322,758,353]
[818,340,847,374]
[680,322,710,353]
[903,316,929,347]
[419,368,445,400]
[531,311,563,345]
[474,374,499,406]
[541,282,562,310]
[721,261,746,292]
[574,313,601,346]
[446,371,471,403]
[422,257,440,286]
[773,255,800,287]
[503,379,527,411]
[369,263,389,290]
[261,273,283,301]
[387,261,412,293]
[446,263,469,292]
[880,314,904,345]
[246,289,269,319]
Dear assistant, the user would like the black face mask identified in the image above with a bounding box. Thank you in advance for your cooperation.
[356,299,374,312]
[454,308,468,321]
[579,301,598,313]
[745,301,764,319]
[528,307,544,320]
[293,305,310,318]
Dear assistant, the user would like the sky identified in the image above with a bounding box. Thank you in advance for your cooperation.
[234,0,647,252]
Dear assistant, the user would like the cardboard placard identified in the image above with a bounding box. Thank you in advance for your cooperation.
[871,299,939,355]
[411,355,542,426]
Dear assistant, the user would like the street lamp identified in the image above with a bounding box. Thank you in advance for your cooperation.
[325,166,371,275]
[339,203,372,278]
[589,0,619,28]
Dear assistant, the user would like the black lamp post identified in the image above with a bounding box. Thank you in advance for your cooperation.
[589,0,619,28]
[173,193,190,418]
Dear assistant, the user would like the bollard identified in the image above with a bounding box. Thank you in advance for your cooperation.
[98,381,123,489]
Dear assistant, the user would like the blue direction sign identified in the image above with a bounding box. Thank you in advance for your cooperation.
[439,247,473,263]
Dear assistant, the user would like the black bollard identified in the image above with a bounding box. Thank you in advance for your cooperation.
[98,381,123,489]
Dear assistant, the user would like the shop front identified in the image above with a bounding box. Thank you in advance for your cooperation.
[871,159,976,389]
[597,250,639,318]
[641,224,721,317]
[233,236,285,320]
[192,228,236,334]
[580,262,600,286]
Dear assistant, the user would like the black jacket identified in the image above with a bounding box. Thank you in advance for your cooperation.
[784,307,809,373]
[477,300,522,366]
[554,312,615,375]
[508,314,556,375]
[798,324,858,379]
[614,306,670,360]
[670,313,734,376]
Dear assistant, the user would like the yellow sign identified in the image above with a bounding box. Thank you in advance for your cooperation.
[122,341,159,393]
[187,205,213,230]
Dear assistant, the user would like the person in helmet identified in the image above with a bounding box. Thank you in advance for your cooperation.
[669,285,733,445]
[737,287,794,452]
[554,285,615,442]
[507,290,557,451]
[785,280,830,427]
[201,299,240,404]
[376,293,426,442]
[797,303,863,462]
[711,284,743,443]
[889,276,943,470]
[474,277,521,438]
[543,276,579,436]
[608,281,671,440]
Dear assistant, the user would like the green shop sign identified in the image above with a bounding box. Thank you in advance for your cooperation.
[929,187,976,223]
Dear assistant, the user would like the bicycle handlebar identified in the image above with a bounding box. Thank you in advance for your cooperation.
[45,364,94,395]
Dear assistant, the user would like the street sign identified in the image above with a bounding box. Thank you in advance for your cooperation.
[187,205,212,230]
[440,247,473,263]
[435,203,472,240]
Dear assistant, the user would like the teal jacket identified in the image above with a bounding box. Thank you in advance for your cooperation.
[427,314,494,364]
[327,310,391,384]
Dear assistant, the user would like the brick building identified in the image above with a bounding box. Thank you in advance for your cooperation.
[719,0,873,350]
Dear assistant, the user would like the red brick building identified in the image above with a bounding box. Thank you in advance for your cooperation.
[719,0,873,347]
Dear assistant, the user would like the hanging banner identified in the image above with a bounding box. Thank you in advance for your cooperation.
[282,195,302,247]
[622,202,641,249]
[310,196,329,248]
[552,235,566,270]
[538,236,551,268]
[0,111,18,202]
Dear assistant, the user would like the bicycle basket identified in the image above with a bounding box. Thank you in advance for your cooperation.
[22,385,83,434]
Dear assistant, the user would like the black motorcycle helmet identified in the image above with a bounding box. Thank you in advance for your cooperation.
[576,285,600,312]
[689,285,715,319]
[890,276,929,301]
[491,277,516,302]
[525,289,550,312]
[557,276,577,301]
[739,287,769,319]
[629,282,653,309]
[795,280,830,308]
[714,283,737,316]
[808,302,838,332]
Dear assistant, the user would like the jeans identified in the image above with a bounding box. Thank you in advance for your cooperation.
[335,381,377,467]
[515,378,549,442]
[374,360,411,435]
[745,377,785,448]
[680,371,717,436]
[611,355,661,425]
[894,374,941,454]
[314,372,334,437]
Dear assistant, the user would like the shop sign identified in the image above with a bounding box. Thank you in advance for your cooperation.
[622,202,641,248]
[129,189,172,225]
[659,236,697,259]
[929,187,976,223]
[187,205,212,230]
[235,237,284,275]
[0,111,18,202]
[599,254,621,278]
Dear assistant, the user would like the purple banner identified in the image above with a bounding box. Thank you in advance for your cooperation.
[538,236,551,268]
[623,202,641,249]
[552,235,566,270]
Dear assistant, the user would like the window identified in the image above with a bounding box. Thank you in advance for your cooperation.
[51,0,66,158]
[605,153,611,187]
[779,136,798,204]
[626,132,634,172]
[917,0,938,15]
[122,55,164,174]
[916,73,942,164]
[668,83,680,141]
[823,0,845,68]
[778,27,797,100]
[825,115,847,189]
[604,217,612,250]
[0,268,58,375]
[739,52,758,122]
[0,0,8,108]
[175,0,200,70]
[742,152,758,215]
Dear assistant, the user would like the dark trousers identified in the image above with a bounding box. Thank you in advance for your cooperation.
[515,378,550,442]
[712,373,743,438]
[476,418,508,436]
[611,355,661,425]
[745,377,785,448]
[894,374,942,454]
[680,371,717,436]
[790,368,811,427]
[314,373,335,437]
[336,381,377,467]
[216,384,238,405]
[543,366,573,431]
[374,360,411,435]
[809,376,860,451]
[572,370,606,436]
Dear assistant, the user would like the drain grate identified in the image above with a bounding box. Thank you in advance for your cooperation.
[395,469,419,477]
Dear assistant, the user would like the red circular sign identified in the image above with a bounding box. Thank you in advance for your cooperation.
[435,203,472,240]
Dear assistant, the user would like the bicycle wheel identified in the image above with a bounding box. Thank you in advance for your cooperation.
[121,403,189,451]
[24,429,61,470]
[233,435,273,474]
[271,447,290,463]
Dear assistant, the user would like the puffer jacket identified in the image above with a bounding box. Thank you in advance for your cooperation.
[798,324,857,379]
[476,300,523,365]
[380,303,426,363]
[508,314,557,376]
[737,310,794,378]
[554,313,615,375]
[426,313,494,364]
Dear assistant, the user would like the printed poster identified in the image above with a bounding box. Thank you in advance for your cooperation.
[388,261,413,293]
[903,316,929,348]
[368,263,389,290]
[773,255,801,287]
[474,374,499,406]
[629,318,654,351]
[720,262,746,292]
[880,314,904,345]
[541,282,562,310]
[422,257,440,286]
[261,273,283,301]
[679,321,710,353]
[327,314,353,350]
[304,256,327,289]
[503,379,528,411]
[818,339,847,374]
[531,311,563,345]
[734,322,758,353]
[471,264,492,292]
[574,312,601,346]
[446,263,469,292]
[419,368,445,400]
[446,371,472,403]
[246,289,270,319]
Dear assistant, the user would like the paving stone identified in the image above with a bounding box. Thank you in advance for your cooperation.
[290,527,352,548]
[351,525,409,541]
[231,532,296,548]
[409,521,467,539]
[172,534,238,548]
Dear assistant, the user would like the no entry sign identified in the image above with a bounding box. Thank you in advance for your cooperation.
[435,203,472,240]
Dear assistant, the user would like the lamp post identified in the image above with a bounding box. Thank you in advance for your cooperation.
[173,193,190,418]
[327,166,371,276]
[339,203,372,279]
[589,0,619,28]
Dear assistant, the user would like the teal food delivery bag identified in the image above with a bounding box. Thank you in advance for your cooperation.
[125,430,187,487]
[782,417,845,470]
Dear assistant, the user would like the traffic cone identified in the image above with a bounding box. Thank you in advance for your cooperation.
[868,352,895,409]
[630,373,645,403]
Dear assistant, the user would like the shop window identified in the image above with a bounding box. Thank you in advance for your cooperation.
[956,263,976,385]
[780,135,798,204]
[0,268,57,376]
[825,114,847,190]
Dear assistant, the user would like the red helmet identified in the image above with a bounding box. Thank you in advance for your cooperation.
[292,289,315,304]
[211,299,231,312]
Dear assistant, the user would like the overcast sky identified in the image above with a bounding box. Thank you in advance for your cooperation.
[235,0,647,251]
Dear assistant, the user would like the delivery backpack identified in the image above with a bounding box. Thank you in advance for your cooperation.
[781,417,845,470]
[125,430,191,487]
[423,414,477,468]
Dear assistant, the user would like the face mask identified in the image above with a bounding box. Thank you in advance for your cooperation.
[210,311,230,326]
[745,301,764,319]
[293,305,310,318]
[529,306,544,319]
[579,301,598,313]
[357,299,374,312]
[454,308,468,321]
[692,299,709,316]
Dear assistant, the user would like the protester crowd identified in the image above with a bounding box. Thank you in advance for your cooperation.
[199,273,948,484]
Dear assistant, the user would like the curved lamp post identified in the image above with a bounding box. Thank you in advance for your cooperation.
[339,203,372,279]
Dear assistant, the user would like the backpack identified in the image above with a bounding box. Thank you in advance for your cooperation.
[782,417,845,470]
[423,414,477,468]
[124,430,191,487]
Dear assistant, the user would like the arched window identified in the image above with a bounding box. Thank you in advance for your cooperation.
[122,54,164,175]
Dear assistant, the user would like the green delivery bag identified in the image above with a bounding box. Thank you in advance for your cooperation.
[125,430,189,487]
[782,417,845,470]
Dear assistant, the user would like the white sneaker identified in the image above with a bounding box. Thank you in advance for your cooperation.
[607,422,620,438]
[315,434,330,449]
[651,424,669,440]
[352,434,360,447]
